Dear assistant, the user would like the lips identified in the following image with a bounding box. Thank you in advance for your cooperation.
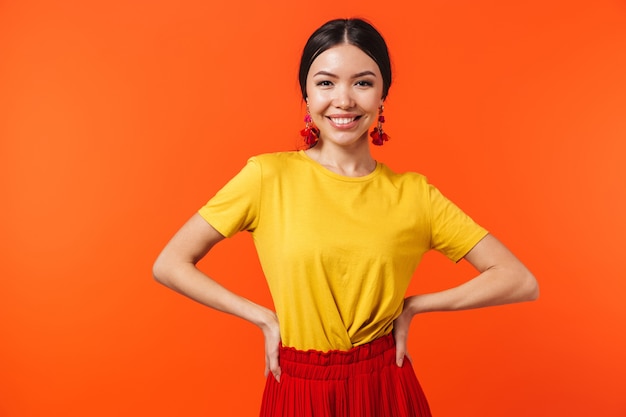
[326,114,361,128]
[330,116,357,125]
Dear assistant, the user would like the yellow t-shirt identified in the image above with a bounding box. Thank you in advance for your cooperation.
[199,151,488,352]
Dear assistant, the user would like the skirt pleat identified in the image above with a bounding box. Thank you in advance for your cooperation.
[259,333,432,417]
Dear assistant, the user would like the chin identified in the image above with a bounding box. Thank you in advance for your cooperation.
[320,133,369,147]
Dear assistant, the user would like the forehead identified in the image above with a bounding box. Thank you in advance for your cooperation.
[308,43,380,76]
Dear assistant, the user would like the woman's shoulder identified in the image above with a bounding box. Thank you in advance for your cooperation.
[244,151,306,178]
[248,150,302,165]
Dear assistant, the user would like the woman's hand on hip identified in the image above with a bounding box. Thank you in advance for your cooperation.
[261,310,281,382]
[393,296,418,367]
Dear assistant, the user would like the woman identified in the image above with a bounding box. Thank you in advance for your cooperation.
[153,18,539,417]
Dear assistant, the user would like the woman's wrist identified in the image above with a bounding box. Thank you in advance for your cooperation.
[403,295,418,316]
[252,304,278,332]
[404,294,432,316]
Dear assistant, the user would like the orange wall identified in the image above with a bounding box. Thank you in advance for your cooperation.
[1,1,625,416]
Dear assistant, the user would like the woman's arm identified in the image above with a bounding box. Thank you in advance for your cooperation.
[408,234,538,313]
[393,234,539,366]
[152,213,282,381]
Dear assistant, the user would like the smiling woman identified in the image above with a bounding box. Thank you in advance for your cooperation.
[153,17,538,417]
[304,44,384,175]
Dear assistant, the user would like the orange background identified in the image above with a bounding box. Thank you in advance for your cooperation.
[1,0,625,416]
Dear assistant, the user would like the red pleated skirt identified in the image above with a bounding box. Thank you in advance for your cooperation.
[259,333,432,417]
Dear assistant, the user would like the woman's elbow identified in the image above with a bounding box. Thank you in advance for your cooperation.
[152,255,173,287]
[519,269,539,302]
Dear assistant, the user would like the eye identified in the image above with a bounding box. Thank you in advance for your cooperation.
[355,80,374,87]
[316,80,333,87]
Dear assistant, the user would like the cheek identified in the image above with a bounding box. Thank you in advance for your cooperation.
[306,92,329,113]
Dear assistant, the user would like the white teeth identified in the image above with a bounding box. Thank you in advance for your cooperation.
[331,117,355,125]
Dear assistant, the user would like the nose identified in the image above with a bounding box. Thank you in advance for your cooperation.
[333,85,355,109]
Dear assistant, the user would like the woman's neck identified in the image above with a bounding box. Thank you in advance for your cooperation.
[304,139,376,177]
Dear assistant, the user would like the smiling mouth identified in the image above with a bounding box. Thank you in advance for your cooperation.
[328,116,361,126]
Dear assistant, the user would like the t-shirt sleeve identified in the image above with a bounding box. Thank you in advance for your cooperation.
[428,183,489,262]
[197,158,261,237]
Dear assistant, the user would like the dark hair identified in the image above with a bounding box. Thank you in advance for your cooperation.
[298,18,392,100]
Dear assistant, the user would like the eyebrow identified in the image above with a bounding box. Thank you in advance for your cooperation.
[312,70,377,78]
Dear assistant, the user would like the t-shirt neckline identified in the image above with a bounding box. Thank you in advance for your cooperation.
[297,150,382,182]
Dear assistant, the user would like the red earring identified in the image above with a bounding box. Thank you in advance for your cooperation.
[370,105,389,146]
[300,105,319,146]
